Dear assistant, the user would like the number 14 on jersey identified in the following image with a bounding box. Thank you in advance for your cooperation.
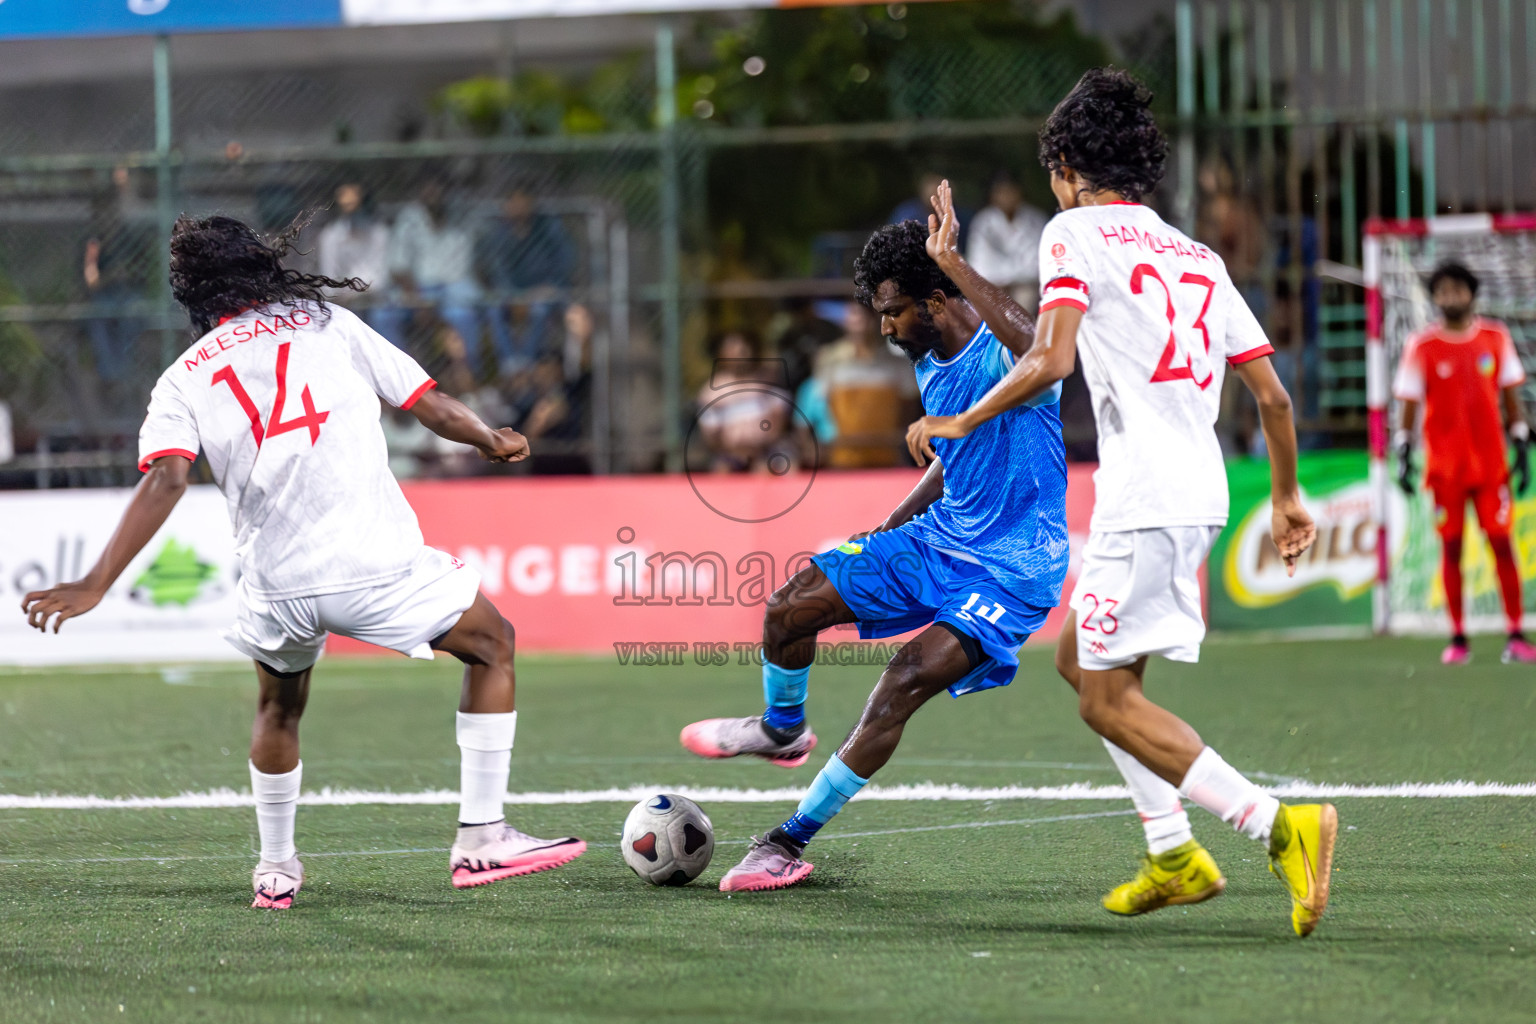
[212,342,329,447]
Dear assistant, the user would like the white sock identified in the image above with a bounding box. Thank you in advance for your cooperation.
[250,760,301,864]
[457,711,516,826]
[1178,746,1279,843]
[1102,738,1193,855]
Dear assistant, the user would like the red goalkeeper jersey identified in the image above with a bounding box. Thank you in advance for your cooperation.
[1392,316,1526,488]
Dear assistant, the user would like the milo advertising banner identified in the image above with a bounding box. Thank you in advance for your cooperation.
[1211,450,1535,634]
[1211,451,1376,632]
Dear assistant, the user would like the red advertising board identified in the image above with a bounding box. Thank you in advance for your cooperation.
[330,466,1098,657]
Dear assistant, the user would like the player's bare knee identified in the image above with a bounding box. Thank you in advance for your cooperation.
[764,584,824,654]
[1054,646,1080,689]
[492,615,516,666]
[255,695,303,733]
[868,663,926,726]
[1077,686,1114,733]
[471,615,516,668]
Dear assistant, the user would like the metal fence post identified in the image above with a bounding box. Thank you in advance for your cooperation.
[655,24,682,473]
[1175,0,1196,235]
[153,35,176,364]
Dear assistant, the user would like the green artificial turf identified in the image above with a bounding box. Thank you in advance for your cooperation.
[2,635,1534,1023]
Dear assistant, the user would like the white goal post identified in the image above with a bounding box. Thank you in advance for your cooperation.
[1364,213,1536,635]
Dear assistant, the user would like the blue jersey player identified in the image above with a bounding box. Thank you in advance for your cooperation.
[680,221,1069,892]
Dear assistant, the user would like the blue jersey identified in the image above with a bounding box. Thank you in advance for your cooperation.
[905,322,1069,609]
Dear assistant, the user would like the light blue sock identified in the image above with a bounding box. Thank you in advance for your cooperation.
[762,656,809,731]
[779,754,869,845]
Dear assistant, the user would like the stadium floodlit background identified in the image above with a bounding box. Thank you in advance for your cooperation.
[1,2,1535,1022]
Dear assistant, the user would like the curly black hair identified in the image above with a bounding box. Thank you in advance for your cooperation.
[852,220,959,307]
[1427,260,1479,296]
[1038,67,1167,203]
[169,214,366,336]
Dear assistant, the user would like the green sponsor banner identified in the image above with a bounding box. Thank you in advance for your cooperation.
[1209,451,1374,631]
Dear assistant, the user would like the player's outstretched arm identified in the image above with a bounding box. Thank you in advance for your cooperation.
[21,455,191,633]
[905,305,1079,465]
[408,387,530,463]
[1233,356,1316,577]
[924,179,1035,357]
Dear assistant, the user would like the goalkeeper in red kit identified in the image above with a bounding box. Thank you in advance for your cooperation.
[1394,261,1534,664]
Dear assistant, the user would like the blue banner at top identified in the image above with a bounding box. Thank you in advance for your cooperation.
[0,0,345,39]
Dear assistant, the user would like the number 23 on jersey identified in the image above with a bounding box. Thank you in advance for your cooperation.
[1131,263,1216,389]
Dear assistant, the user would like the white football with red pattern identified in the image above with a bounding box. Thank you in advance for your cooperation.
[621,793,715,886]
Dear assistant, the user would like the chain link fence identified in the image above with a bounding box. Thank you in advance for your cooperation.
[0,0,1530,487]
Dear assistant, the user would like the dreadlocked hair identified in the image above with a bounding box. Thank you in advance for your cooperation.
[1038,67,1167,203]
[169,213,366,336]
[853,220,960,307]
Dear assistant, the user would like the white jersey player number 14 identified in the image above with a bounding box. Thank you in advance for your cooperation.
[213,342,330,448]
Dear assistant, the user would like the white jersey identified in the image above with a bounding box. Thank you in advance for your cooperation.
[138,302,438,600]
[1038,203,1274,532]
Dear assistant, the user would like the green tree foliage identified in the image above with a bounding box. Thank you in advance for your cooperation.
[428,3,1147,275]
[690,1,1110,127]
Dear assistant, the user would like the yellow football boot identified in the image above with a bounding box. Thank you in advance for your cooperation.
[1102,839,1226,916]
[1267,803,1338,937]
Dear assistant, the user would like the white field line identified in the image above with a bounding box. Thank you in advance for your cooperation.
[3,780,1536,811]
[0,810,1138,867]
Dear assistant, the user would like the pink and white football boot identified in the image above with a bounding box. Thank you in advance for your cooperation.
[718,834,815,893]
[251,857,304,909]
[680,716,817,768]
[1441,638,1472,665]
[1503,635,1536,665]
[450,822,586,889]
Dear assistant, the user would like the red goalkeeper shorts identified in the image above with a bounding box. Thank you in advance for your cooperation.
[1430,479,1514,542]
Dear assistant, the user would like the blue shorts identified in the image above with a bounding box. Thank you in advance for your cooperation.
[811,526,1050,698]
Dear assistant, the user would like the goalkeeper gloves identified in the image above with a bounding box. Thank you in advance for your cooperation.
[1394,429,1417,496]
[1512,421,1531,496]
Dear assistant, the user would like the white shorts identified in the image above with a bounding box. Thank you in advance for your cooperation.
[1069,526,1220,671]
[223,547,482,674]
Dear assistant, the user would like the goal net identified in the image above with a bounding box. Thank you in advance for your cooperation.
[1365,214,1536,635]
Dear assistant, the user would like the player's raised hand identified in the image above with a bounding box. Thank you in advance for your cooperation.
[21,581,105,634]
[479,427,531,463]
[905,414,968,466]
[926,179,961,264]
[1271,498,1317,578]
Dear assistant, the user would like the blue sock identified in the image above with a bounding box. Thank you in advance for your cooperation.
[764,704,805,732]
[762,657,809,731]
[778,754,869,846]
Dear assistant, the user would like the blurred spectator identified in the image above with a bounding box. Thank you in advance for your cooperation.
[561,303,595,382]
[82,165,153,383]
[317,183,390,307]
[375,179,491,373]
[381,406,442,479]
[890,171,969,252]
[479,188,576,373]
[1196,156,1267,315]
[1198,156,1283,455]
[966,171,1047,310]
[772,297,841,395]
[496,352,590,475]
[811,303,919,468]
[697,330,795,473]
